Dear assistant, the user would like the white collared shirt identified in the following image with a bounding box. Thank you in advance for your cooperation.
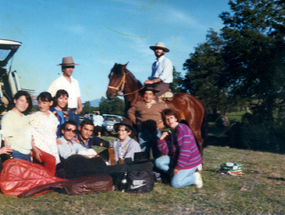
[151,55,173,83]
[48,75,80,108]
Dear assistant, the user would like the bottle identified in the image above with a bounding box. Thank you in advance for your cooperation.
[118,145,125,164]
[4,136,13,159]
[108,141,116,166]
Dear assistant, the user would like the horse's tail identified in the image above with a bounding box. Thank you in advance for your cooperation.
[201,102,208,148]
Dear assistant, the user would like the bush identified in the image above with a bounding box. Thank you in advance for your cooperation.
[229,112,285,153]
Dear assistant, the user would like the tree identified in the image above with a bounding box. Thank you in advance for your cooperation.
[98,96,125,116]
[183,29,242,114]
[169,67,184,93]
[82,101,98,115]
[219,0,285,121]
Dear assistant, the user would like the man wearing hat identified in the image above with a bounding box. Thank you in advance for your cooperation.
[144,42,173,98]
[48,57,82,126]
[128,85,166,159]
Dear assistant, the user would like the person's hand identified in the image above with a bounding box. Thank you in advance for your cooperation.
[144,80,153,85]
[73,137,80,144]
[157,121,165,130]
[174,168,179,175]
[34,149,42,163]
[160,132,169,140]
[56,138,62,145]
[0,146,13,155]
[76,107,83,114]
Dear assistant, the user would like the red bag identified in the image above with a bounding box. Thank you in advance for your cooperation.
[0,159,66,196]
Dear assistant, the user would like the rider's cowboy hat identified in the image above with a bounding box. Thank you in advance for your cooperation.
[141,85,159,94]
[57,56,79,66]
[149,42,169,52]
[114,118,134,132]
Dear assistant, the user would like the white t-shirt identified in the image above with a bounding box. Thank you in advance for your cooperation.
[1,111,32,154]
[48,75,80,109]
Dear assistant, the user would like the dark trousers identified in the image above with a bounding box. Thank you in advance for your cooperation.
[152,82,170,99]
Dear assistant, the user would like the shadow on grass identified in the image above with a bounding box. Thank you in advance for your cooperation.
[267,177,285,181]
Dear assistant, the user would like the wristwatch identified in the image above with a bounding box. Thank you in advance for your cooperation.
[153,79,156,83]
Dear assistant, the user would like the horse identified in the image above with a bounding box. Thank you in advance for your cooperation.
[106,63,207,155]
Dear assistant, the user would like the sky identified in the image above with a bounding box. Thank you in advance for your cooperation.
[1,0,231,103]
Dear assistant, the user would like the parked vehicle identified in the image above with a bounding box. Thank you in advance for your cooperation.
[0,39,22,115]
[102,114,124,135]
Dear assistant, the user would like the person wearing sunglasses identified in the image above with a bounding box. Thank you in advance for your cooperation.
[57,120,95,160]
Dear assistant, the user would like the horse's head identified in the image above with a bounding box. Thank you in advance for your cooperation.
[106,62,128,100]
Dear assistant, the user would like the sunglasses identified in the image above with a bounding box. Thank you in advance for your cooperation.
[65,128,77,134]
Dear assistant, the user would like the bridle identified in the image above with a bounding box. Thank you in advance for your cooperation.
[108,68,144,96]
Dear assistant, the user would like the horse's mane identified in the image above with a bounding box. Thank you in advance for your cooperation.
[112,63,143,89]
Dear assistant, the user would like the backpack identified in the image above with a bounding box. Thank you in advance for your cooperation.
[116,169,155,193]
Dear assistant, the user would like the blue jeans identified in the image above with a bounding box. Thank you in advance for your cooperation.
[138,129,161,159]
[12,149,31,162]
[155,155,197,188]
[68,109,81,128]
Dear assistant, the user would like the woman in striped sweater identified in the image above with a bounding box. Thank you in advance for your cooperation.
[155,109,203,188]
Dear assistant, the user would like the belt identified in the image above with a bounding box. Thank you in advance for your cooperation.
[68,108,77,111]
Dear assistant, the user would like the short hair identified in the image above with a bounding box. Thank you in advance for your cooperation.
[116,125,131,133]
[10,90,33,115]
[37,92,52,102]
[80,119,94,128]
[60,120,77,135]
[161,109,178,127]
[53,89,69,110]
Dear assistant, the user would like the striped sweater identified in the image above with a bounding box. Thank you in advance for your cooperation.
[157,123,202,170]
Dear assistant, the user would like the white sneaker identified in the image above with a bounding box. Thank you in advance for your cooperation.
[194,172,203,188]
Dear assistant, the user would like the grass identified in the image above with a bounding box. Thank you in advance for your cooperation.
[0,144,284,214]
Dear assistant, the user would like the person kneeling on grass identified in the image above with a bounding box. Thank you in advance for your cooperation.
[155,108,203,188]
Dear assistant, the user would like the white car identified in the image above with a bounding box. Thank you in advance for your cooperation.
[102,114,124,135]
[0,39,22,114]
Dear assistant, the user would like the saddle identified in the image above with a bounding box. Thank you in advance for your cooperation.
[158,90,173,102]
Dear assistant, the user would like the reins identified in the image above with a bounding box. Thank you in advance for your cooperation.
[108,69,145,96]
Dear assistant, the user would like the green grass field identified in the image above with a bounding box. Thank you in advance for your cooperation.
[0,145,284,214]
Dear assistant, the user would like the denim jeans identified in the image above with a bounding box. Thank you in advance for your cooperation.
[138,129,161,159]
[12,149,31,162]
[155,155,197,188]
[68,109,81,128]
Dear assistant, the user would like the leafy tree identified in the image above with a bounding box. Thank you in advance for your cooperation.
[81,101,98,116]
[183,29,241,114]
[98,96,125,116]
[219,0,285,121]
[169,67,184,93]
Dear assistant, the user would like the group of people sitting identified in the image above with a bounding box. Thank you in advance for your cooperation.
[0,88,203,189]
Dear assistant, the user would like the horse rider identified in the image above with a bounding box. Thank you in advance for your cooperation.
[144,42,173,99]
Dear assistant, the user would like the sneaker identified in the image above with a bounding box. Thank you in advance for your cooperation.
[194,172,203,188]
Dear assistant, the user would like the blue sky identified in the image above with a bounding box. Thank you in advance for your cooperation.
[1,0,230,103]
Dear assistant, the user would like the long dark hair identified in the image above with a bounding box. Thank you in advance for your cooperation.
[53,89,69,111]
[9,90,33,115]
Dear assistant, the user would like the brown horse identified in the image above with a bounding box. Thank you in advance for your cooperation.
[106,63,207,155]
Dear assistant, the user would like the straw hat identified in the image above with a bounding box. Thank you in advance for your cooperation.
[57,56,79,66]
[149,42,169,52]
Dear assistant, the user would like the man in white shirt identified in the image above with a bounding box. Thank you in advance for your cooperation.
[144,42,173,98]
[48,57,82,126]
[93,111,104,137]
